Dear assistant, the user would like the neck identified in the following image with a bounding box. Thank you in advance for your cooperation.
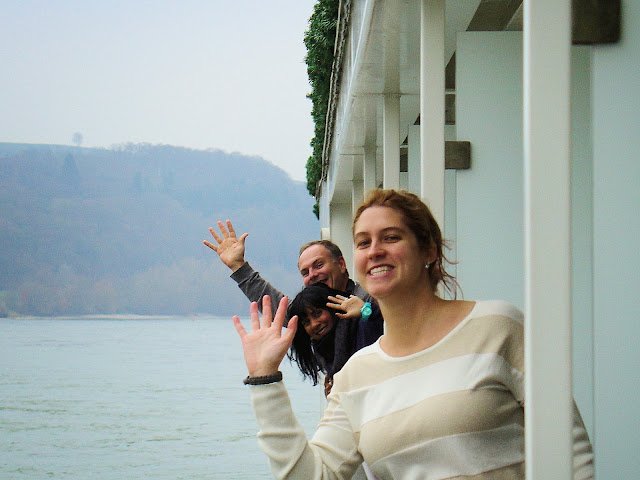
[376,282,450,356]
[335,276,350,292]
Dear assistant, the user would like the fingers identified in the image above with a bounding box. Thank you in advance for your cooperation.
[273,296,289,329]
[249,301,260,332]
[232,315,246,337]
[203,239,218,252]
[282,315,297,342]
[209,225,224,244]
[226,220,237,238]
[327,295,348,303]
[326,301,344,311]
[247,297,285,334]
[327,294,350,312]
[261,296,273,328]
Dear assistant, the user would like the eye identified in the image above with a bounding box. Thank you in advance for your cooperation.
[311,309,323,319]
[355,239,370,249]
[385,234,400,242]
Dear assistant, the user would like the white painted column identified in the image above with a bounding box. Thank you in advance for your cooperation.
[523,1,572,478]
[330,202,355,276]
[420,0,445,226]
[383,94,401,189]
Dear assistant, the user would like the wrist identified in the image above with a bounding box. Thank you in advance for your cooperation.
[229,259,246,272]
[360,302,372,321]
[243,371,283,385]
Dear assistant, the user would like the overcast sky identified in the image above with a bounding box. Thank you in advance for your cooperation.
[0,1,316,182]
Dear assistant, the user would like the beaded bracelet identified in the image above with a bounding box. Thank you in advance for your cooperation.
[243,371,283,385]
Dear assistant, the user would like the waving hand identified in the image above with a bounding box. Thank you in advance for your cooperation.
[203,220,248,272]
[232,296,298,377]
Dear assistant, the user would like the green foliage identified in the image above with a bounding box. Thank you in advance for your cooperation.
[304,0,340,206]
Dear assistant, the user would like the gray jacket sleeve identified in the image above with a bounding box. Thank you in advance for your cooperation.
[230,262,285,315]
[352,283,373,303]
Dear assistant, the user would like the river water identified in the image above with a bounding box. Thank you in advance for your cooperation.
[0,317,323,479]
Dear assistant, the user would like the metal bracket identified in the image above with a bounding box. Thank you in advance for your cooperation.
[445,141,471,170]
[399,140,471,171]
[573,0,621,44]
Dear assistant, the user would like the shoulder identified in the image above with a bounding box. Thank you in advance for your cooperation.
[339,340,380,370]
[350,339,380,359]
[471,300,524,325]
[330,340,383,387]
[351,281,373,302]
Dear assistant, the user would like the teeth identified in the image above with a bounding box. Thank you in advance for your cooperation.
[370,266,392,276]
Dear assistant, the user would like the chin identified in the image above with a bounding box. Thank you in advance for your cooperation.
[363,284,391,300]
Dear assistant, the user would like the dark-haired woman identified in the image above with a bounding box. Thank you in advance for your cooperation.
[287,283,383,395]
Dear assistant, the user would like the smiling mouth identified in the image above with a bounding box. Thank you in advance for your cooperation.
[315,325,329,337]
[369,265,392,276]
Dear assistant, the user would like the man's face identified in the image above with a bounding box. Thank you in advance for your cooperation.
[298,244,347,289]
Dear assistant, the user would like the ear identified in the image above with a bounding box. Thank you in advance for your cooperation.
[337,256,347,273]
[424,244,437,267]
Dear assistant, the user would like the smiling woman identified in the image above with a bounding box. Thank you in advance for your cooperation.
[230,189,594,480]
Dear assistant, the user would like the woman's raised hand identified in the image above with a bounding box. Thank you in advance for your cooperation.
[232,296,298,377]
[327,294,365,319]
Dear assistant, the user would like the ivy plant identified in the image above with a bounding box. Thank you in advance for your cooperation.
[304,0,340,216]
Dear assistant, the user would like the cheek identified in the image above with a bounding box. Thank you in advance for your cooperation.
[303,323,313,335]
[302,277,311,287]
[354,251,368,275]
[326,315,334,329]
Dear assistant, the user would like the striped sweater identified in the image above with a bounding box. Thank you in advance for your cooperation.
[249,300,594,480]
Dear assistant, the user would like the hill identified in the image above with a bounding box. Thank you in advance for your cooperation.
[0,142,319,317]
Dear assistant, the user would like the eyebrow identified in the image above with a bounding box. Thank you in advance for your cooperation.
[354,226,404,237]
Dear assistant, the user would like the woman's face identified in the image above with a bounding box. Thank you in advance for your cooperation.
[353,206,429,300]
[303,306,334,340]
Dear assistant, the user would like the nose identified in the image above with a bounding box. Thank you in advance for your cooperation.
[308,268,320,283]
[367,239,385,259]
[309,317,322,330]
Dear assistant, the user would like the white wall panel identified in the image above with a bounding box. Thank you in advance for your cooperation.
[592,1,640,475]
[455,32,524,308]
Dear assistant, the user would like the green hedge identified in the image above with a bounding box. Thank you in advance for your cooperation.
[304,0,340,215]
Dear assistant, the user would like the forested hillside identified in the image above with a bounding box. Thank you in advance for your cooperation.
[0,143,319,317]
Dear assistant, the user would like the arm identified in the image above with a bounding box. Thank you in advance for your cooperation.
[233,297,362,480]
[571,402,594,480]
[204,220,285,314]
[250,382,362,480]
[352,283,373,303]
[230,263,285,315]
